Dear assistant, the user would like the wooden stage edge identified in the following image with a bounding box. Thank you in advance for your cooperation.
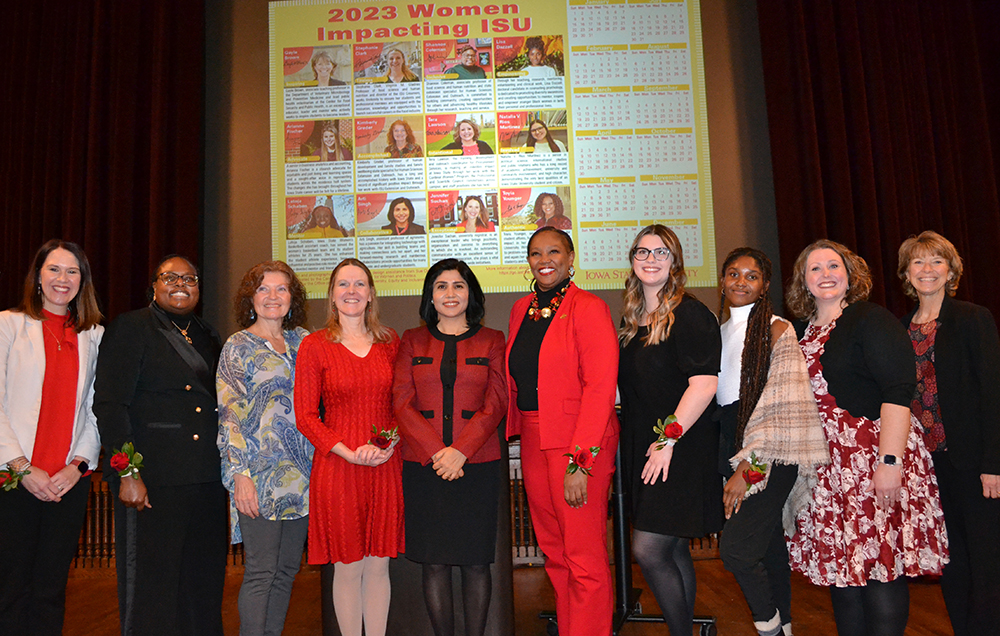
[65,558,952,636]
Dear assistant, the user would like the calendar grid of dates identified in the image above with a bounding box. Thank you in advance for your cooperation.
[567,0,709,276]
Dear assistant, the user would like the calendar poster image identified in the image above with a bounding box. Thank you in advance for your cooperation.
[270,0,715,296]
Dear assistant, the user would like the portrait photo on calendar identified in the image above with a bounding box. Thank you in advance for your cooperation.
[494,35,564,78]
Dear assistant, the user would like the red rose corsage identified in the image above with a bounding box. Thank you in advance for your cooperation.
[111,442,144,479]
[653,415,684,450]
[564,445,600,476]
[1,463,31,491]
[369,425,399,450]
[742,452,768,491]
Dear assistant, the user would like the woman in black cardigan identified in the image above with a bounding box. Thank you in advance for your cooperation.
[898,231,1000,636]
[785,239,947,636]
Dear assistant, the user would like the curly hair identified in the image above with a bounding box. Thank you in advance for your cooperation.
[18,239,103,331]
[786,239,872,320]
[719,247,775,448]
[385,119,416,147]
[897,230,963,299]
[233,261,307,330]
[525,37,545,57]
[324,258,393,343]
[619,225,686,347]
[533,192,565,224]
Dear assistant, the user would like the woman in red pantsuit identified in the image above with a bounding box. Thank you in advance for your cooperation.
[505,227,620,636]
[294,259,402,636]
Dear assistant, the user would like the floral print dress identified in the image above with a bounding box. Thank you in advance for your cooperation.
[787,321,948,586]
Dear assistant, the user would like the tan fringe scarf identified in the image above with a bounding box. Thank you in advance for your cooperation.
[729,322,830,535]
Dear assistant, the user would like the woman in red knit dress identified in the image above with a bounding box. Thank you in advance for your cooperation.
[294,258,402,636]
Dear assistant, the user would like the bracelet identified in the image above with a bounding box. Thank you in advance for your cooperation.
[564,445,600,476]
[653,415,683,451]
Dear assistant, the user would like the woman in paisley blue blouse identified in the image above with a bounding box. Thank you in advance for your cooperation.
[217,261,313,636]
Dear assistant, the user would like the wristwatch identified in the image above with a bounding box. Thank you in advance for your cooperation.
[71,458,90,473]
[879,454,899,467]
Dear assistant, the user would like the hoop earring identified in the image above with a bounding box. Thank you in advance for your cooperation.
[523,267,534,282]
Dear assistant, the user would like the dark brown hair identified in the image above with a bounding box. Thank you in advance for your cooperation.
[719,247,774,447]
[18,239,102,331]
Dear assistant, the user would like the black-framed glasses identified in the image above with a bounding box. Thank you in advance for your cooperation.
[159,272,199,287]
[632,247,671,261]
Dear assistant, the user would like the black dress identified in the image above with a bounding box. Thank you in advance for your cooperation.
[618,295,724,537]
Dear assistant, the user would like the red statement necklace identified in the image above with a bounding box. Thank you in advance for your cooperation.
[528,282,570,321]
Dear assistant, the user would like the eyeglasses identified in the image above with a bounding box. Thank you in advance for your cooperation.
[632,247,671,261]
[158,272,199,287]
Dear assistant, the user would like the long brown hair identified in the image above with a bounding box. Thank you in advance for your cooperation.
[324,259,393,343]
[619,225,686,347]
[719,247,774,448]
[18,239,102,331]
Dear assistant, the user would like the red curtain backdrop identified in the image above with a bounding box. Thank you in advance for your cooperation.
[757,0,1000,317]
[0,0,204,320]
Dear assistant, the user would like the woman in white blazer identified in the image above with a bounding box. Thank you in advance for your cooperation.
[0,239,104,636]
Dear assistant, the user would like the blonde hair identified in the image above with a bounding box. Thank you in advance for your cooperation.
[786,239,872,320]
[383,49,418,81]
[897,231,963,299]
[619,225,686,347]
[324,259,393,343]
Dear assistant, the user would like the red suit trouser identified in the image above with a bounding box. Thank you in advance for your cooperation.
[520,413,616,636]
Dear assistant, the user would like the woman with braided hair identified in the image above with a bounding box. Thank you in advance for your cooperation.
[714,248,828,636]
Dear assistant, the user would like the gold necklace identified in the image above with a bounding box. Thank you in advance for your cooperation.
[172,320,193,344]
[43,321,65,351]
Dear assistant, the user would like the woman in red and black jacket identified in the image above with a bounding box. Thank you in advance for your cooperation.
[393,259,507,636]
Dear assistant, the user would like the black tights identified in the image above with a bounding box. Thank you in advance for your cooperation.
[829,578,909,636]
[422,563,492,636]
[632,530,696,635]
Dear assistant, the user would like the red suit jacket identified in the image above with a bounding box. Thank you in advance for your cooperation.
[394,325,507,464]
[505,283,620,451]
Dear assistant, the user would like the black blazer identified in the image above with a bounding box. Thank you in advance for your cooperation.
[94,306,222,488]
[902,295,1000,474]
[794,301,916,421]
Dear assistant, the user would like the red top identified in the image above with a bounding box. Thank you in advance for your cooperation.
[31,310,79,474]
[393,325,507,464]
[294,331,404,564]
